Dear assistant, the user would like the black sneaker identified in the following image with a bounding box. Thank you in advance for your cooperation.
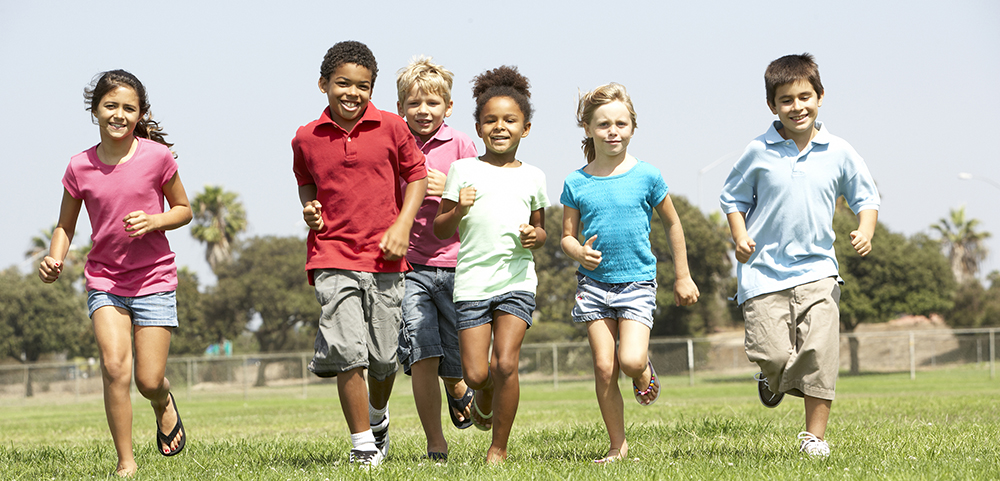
[349,448,383,467]
[371,410,389,458]
[754,371,784,408]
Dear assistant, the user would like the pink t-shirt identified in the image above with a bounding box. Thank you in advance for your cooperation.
[62,138,179,296]
[405,123,478,268]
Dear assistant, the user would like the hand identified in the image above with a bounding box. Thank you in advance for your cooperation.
[426,168,446,197]
[124,211,158,237]
[850,230,872,257]
[458,186,476,212]
[303,200,324,231]
[735,236,756,264]
[674,276,700,306]
[38,256,62,283]
[519,224,539,249]
[576,235,603,271]
[379,221,410,261]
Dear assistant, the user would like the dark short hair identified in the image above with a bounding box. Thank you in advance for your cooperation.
[471,65,532,123]
[765,53,823,105]
[320,40,378,86]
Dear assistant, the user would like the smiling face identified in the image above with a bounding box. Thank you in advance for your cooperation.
[319,62,373,131]
[398,86,452,142]
[475,96,530,159]
[95,86,141,143]
[584,100,634,160]
[768,78,823,146]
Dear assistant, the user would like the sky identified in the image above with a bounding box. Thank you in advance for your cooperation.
[2,1,998,287]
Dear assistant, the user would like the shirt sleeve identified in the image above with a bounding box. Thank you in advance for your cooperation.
[841,155,881,214]
[560,175,578,210]
[719,146,757,214]
[396,122,428,184]
[647,166,668,207]
[441,162,461,202]
[530,167,550,211]
[291,134,316,187]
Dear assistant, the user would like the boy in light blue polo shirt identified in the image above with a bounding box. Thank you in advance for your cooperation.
[719,53,880,457]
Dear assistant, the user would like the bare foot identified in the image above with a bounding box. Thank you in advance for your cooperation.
[152,393,183,454]
[471,388,493,430]
[594,441,628,463]
[486,445,507,465]
[114,462,138,477]
[447,381,473,423]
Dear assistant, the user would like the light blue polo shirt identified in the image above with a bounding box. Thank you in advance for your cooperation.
[719,121,880,304]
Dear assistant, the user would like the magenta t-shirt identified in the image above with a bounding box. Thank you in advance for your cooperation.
[62,138,179,296]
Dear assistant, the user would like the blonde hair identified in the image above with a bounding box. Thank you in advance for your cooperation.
[396,56,455,105]
[577,83,637,163]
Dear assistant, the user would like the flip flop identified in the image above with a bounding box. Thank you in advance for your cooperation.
[632,360,660,406]
[470,391,493,431]
[156,392,186,456]
[446,386,475,430]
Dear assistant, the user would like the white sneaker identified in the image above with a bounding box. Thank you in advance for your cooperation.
[797,431,830,457]
[350,448,384,467]
[371,410,389,458]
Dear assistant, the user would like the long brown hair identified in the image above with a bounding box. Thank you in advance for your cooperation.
[85,69,175,156]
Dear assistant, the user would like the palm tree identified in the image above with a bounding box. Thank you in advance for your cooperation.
[931,206,991,284]
[191,186,248,273]
[24,226,90,284]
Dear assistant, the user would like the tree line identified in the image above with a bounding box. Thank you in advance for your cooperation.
[3,186,998,384]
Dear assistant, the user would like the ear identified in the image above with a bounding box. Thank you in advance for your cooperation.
[475,122,482,138]
[445,100,454,118]
[767,99,778,115]
[521,122,531,138]
[583,122,594,139]
[318,77,328,94]
[817,91,824,108]
[397,101,404,117]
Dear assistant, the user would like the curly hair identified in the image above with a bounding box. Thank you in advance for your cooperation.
[320,40,378,86]
[471,65,532,123]
[396,55,454,106]
[764,53,823,105]
[577,83,637,163]
[84,69,174,155]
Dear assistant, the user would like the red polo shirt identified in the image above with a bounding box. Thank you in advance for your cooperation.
[292,103,427,281]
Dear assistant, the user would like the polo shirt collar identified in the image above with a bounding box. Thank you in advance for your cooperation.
[763,120,831,146]
[319,101,383,133]
[416,123,454,149]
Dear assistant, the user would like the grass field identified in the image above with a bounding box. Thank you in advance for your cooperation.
[1,368,997,480]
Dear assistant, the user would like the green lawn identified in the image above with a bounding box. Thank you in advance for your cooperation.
[1,368,998,480]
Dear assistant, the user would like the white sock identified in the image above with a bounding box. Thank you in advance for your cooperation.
[369,403,387,424]
[350,430,377,451]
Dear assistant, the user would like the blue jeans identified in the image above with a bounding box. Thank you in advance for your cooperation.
[87,290,178,327]
[397,264,462,378]
[456,290,535,330]
[571,273,656,328]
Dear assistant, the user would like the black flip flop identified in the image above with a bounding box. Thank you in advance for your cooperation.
[446,386,474,430]
[156,392,186,456]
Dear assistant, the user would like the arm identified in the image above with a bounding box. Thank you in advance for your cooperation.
[519,208,546,250]
[379,176,428,260]
[560,206,601,270]
[851,209,878,257]
[726,211,756,264]
[434,186,476,239]
[39,190,83,283]
[425,168,446,197]
[656,195,700,306]
[299,183,324,231]
[124,172,193,237]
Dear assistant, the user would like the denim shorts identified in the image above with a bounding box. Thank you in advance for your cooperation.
[456,291,535,330]
[397,264,462,378]
[571,273,656,328]
[87,290,179,327]
[308,269,404,381]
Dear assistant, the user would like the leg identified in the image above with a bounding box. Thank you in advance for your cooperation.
[92,306,137,476]
[133,325,182,454]
[586,318,628,461]
[618,319,656,404]
[460,322,495,424]
[804,396,832,439]
[411,358,447,454]
[486,312,528,464]
[337,367,371,434]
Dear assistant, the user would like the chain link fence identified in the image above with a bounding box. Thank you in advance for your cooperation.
[1,328,996,402]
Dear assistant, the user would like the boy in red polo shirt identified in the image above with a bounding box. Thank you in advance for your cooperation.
[292,40,427,467]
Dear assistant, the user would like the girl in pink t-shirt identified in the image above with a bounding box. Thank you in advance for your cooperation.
[38,70,192,477]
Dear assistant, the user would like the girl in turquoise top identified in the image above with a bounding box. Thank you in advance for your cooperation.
[560,83,699,463]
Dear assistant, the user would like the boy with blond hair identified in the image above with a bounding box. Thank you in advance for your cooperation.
[292,40,427,467]
[719,53,880,457]
[395,56,479,461]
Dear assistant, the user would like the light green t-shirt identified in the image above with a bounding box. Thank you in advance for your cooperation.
[441,158,550,302]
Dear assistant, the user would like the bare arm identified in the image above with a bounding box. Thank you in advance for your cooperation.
[851,209,878,256]
[434,186,476,239]
[726,211,756,264]
[380,176,428,260]
[39,190,83,283]
[560,206,601,270]
[519,208,546,250]
[656,195,699,306]
[298,184,324,231]
[124,172,192,237]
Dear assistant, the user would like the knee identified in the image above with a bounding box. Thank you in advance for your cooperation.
[134,375,165,398]
[463,365,490,389]
[492,354,518,380]
[101,356,132,385]
[618,352,646,379]
[592,357,617,386]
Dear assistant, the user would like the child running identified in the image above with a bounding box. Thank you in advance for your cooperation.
[394,56,479,461]
[560,83,700,463]
[38,69,192,477]
[433,65,549,464]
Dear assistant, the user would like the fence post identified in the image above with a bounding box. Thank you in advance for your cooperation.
[186,359,193,403]
[909,331,916,380]
[687,339,695,386]
[990,329,996,380]
[243,356,249,402]
[74,366,80,402]
[552,344,559,391]
[302,355,309,399]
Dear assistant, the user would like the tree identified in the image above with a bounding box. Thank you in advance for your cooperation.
[24,226,91,288]
[169,268,216,355]
[190,186,248,273]
[948,270,1000,328]
[207,236,319,385]
[0,268,91,396]
[835,202,955,374]
[931,206,991,284]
